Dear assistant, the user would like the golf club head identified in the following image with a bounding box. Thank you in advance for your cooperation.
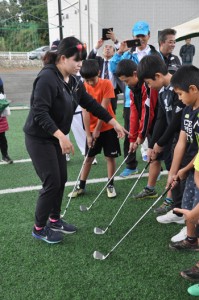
[94,227,105,234]
[93,251,106,260]
[79,205,88,212]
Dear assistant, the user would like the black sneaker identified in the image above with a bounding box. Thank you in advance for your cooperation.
[181,264,199,282]
[133,187,158,199]
[32,226,63,244]
[2,155,13,164]
[47,219,77,234]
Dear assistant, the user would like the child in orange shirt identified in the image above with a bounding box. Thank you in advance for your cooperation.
[68,59,121,198]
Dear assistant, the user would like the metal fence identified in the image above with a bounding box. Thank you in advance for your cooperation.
[0,52,29,60]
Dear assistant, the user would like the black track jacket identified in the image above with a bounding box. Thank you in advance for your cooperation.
[24,64,112,141]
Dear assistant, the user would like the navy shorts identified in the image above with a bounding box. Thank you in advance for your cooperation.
[85,128,121,158]
[182,171,199,210]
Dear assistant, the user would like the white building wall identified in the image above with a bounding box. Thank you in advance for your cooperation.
[48,0,199,66]
[47,0,59,44]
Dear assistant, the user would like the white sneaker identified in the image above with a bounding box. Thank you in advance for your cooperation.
[171,226,187,242]
[107,185,117,198]
[92,158,97,165]
[156,210,185,224]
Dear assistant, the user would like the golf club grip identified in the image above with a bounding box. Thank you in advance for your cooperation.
[161,184,171,197]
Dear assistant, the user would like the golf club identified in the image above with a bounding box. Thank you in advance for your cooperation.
[61,147,92,218]
[80,153,131,212]
[93,184,171,260]
[94,161,150,234]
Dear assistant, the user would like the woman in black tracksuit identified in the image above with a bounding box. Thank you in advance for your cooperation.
[24,37,126,244]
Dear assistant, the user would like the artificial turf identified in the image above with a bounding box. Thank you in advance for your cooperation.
[0,109,197,300]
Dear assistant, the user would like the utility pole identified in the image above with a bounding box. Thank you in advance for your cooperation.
[58,0,63,40]
[87,0,90,52]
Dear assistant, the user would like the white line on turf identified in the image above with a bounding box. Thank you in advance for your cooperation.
[0,159,31,165]
[0,171,168,195]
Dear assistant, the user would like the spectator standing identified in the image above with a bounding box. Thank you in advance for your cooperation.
[0,77,13,164]
[88,30,122,113]
[158,28,181,72]
[179,38,195,65]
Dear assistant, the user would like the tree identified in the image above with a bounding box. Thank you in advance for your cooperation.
[0,0,49,51]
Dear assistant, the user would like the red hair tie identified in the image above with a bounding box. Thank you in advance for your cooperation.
[76,44,83,51]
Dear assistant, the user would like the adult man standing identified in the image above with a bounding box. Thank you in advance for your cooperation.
[158,28,181,72]
[179,38,195,65]
[88,30,123,113]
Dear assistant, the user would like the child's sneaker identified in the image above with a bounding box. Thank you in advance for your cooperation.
[2,155,13,164]
[133,187,158,199]
[154,199,173,214]
[181,263,199,281]
[187,284,199,297]
[171,226,187,242]
[68,186,85,198]
[156,210,184,224]
[32,226,63,244]
[47,219,77,234]
[169,239,199,251]
[119,168,138,178]
[107,185,117,198]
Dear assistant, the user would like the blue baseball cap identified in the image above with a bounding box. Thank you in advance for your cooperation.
[132,21,150,36]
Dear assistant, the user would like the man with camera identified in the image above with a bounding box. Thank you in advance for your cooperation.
[88,30,123,114]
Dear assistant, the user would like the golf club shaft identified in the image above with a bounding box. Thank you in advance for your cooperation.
[87,153,131,210]
[62,148,91,217]
[103,161,150,231]
[106,185,171,258]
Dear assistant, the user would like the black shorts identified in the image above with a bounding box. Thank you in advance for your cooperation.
[86,128,121,158]
[156,134,179,171]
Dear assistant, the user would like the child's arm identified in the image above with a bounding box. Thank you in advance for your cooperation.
[149,105,167,145]
[176,155,196,181]
[137,86,158,145]
[174,203,199,224]
[129,93,139,145]
[155,96,184,148]
[92,97,110,139]
[167,130,187,186]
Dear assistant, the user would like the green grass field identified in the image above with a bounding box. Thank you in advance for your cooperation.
[0,107,197,300]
